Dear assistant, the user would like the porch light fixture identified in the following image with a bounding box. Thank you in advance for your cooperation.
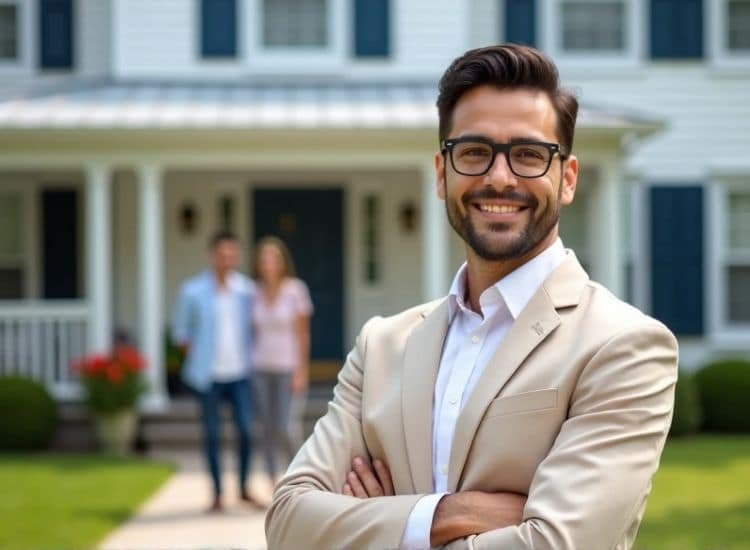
[179,202,198,235]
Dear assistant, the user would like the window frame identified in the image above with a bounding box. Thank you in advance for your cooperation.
[541,0,643,69]
[721,183,750,329]
[0,0,25,70]
[709,0,750,68]
[709,179,750,339]
[244,0,347,73]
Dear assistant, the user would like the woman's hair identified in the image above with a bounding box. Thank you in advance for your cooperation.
[252,236,296,280]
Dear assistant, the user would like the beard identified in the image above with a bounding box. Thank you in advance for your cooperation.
[445,184,561,261]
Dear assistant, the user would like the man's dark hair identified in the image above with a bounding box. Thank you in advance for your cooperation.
[437,43,579,155]
[208,230,238,250]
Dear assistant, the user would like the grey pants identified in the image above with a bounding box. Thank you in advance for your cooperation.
[253,371,294,477]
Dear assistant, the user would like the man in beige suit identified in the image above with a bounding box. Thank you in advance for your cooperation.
[266,44,678,550]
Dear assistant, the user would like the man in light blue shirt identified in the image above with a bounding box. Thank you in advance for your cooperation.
[172,231,261,512]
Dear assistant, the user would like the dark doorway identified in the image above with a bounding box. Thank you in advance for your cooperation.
[41,188,79,299]
[253,188,344,376]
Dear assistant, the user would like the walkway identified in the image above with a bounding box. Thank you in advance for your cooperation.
[99,450,272,550]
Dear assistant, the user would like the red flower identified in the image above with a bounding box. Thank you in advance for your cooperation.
[106,364,124,383]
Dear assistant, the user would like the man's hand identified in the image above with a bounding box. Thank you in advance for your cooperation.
[342,457,394,498]
[430,491,527,547]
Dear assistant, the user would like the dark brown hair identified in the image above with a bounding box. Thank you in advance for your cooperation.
[252,236,296,281]
[208,230,238,250]
[437,44,579,155]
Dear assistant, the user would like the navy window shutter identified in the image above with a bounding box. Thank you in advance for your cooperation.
[40,0,73,69]
[354,0,390,57]
[650,0,703,59]
[650,186,704,335]
[505,0,536,46]
[201,0,237,57]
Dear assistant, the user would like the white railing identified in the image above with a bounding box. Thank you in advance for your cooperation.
[0,301,89,399]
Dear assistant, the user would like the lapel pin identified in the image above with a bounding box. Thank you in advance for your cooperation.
[531,322,545,336]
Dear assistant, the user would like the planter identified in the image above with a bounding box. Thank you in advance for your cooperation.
[93,408,138,455]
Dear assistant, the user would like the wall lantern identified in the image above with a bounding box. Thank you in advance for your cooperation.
[399,201,418,234]
[179,202,198,235]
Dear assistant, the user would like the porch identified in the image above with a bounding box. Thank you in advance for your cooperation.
[0,81,659,410]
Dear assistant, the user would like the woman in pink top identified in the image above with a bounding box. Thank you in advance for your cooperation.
[251,236,313,482]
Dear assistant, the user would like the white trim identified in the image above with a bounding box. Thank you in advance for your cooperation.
[709,0,750,69]
[540,0,643,70]
[244,0,347,73]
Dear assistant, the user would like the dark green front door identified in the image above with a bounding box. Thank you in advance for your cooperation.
[253,188,344,370]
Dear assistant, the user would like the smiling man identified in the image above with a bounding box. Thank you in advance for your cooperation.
[265,44,678,550]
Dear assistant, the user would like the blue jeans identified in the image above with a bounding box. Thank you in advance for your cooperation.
[197,377,253,497]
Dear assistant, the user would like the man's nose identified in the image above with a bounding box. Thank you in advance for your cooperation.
[485,151,518,186]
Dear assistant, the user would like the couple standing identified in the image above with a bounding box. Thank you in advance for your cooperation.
[171,231,313,512]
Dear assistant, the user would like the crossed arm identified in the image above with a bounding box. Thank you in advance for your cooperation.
[266,318,678,549]
[342,457,526,547]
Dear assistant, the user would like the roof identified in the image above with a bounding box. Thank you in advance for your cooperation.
[0,80,662,135]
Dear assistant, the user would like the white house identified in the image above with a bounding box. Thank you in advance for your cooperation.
[0,0,747,411]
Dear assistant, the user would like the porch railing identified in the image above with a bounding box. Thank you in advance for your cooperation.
[0,301,89,399]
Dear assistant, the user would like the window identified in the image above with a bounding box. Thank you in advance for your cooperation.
[0,4,18,60]
[263,0,327,48]
[728,0,750,51]
[543,0,640,67]
[0,192,24,299]
[726,191,750,324]
[362,194,380,284]
[561,0,625,52]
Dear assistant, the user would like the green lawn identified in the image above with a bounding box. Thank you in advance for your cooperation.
[0,453,173,550]
[636,436,750,550]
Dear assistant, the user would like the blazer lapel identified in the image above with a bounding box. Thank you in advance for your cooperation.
[402,299,450,494]
[447,253,588,491]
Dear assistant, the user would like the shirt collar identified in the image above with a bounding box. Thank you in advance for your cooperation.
[447,238,567,320]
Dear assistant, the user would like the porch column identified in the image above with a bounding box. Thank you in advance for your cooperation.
[590,156,625,298]
[422,161,450,300]
[137,163,168,411]
[85,163,112,352]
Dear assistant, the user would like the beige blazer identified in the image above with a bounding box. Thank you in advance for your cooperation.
[266,254,678,550]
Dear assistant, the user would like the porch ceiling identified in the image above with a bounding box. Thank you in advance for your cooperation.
[0,80,663,137]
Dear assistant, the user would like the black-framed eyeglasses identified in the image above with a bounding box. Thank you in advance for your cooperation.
[441,137,567,178]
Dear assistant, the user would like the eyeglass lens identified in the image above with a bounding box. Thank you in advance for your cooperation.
[451,141,553,177]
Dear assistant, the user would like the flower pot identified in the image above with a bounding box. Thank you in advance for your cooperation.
[93,408,138,455]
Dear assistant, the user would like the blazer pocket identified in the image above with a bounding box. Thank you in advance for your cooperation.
[483,388,558,419]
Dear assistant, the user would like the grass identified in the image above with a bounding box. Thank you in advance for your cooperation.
[636,436,750,550]
[0,453,174,550]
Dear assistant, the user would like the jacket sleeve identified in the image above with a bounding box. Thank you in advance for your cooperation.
[450,321,678,550]
[265,316,424,550]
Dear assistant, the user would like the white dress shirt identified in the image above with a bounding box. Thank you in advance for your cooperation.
[401,239,568,549]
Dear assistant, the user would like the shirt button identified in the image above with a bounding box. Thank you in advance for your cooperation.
[471,335,480,343]
[440,465,448,475]
[449,395,458,405]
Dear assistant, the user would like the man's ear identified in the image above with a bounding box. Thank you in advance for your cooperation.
[435,151,446,200]
[560,155,578,206]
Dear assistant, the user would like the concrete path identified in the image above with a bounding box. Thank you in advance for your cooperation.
[99,450,274,550]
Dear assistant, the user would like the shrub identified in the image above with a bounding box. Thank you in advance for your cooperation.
[695,359,750,433]
[669,370,702,437]
[0,376,58,450]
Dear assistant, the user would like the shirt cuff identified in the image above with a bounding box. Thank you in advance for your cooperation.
[400,493,448,550]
